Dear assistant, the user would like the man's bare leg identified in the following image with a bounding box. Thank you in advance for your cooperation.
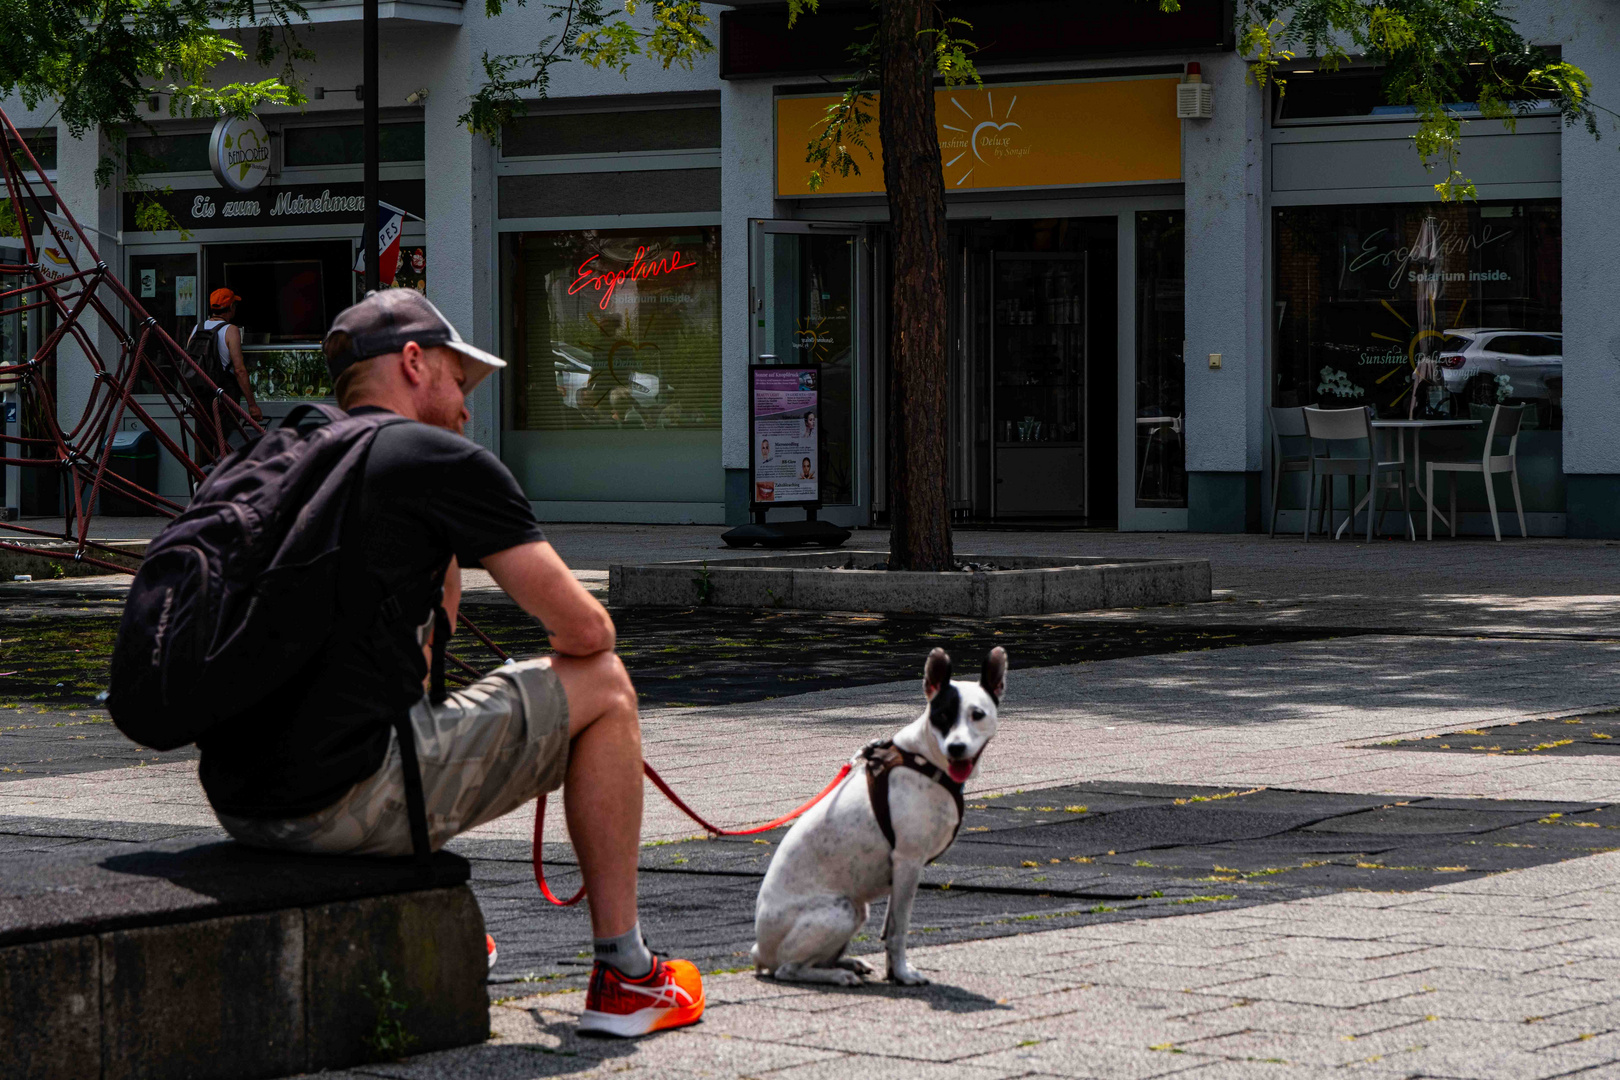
[550,650,642,939]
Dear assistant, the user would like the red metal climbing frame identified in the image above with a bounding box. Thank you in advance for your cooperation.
[0,108,514,685]
[0,107,263,571]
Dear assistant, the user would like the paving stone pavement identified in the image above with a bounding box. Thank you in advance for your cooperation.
[299,848,1620,1080]
[4,526,1619,1078]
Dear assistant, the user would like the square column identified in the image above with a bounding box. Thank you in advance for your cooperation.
[1181,53,1267,532]
[719,79,779,524]
[1559,9,1620,537]
[53,126,122,514]
[421,32,498,452]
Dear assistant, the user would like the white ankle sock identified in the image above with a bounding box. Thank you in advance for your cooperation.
[594,921,653,978]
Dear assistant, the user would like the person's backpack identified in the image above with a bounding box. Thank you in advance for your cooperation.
[110,402,443,867]
[108,404,408,751]
[182,322,231,398]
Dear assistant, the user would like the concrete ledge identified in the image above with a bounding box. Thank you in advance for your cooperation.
[0,840,488,1080]
[609,551,1211,615]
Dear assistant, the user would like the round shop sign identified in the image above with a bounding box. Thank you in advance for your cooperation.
[209,115,271,192]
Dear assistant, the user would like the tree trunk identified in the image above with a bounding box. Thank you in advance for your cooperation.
[879,0,952,571]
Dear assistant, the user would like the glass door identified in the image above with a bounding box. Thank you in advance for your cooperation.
[749,220,869,525]
[992,252,1087,517]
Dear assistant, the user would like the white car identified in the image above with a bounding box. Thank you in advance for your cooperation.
[1437,328,1562,399]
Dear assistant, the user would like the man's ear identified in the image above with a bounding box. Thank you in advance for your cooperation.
[398,340,427,387]
[923,648,952,700]
[980,646,1007,703]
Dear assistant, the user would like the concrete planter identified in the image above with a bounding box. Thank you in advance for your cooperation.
[608,551,1211,616]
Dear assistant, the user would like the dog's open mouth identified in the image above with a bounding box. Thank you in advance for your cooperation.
[947,755,979,783]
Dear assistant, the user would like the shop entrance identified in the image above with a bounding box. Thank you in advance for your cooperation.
[748,220,872,528]
[942,218,1119,524]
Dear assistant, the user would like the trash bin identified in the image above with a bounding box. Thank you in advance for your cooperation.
[99,430,159,516]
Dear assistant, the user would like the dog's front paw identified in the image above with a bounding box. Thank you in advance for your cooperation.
[887,964,929,986]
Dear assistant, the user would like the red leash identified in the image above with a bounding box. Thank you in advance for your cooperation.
[532,760,855,907]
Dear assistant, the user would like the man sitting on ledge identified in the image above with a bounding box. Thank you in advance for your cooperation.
[196,289,703,1038]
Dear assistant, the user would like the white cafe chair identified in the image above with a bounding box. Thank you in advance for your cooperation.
[1426,404,1527,542]
[1303,406,1413,543]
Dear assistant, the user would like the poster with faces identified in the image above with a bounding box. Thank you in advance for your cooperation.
[751,367,819,504]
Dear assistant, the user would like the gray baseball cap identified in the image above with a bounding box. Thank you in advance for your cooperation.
[323,289,506,390]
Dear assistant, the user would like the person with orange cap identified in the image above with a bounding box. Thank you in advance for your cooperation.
[189,288,263,428]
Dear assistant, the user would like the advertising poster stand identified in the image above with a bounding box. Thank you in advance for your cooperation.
[721,363,850,548]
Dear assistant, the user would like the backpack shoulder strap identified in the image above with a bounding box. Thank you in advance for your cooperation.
[393,711,434,871]
[280,402,350,430]
[307,406,434,872]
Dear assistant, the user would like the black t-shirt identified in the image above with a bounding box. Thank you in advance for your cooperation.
[198,408,545,818]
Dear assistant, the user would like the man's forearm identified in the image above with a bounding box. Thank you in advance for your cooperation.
[233,361,257,407]
[483,541,616,657]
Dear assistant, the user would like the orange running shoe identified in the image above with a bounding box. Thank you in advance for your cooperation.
[486,934,498,970]
[578,957,705,1037]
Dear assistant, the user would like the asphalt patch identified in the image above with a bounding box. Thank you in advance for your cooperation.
[463,780,1616,998]
[1366,710,1620,756]
[0,781,1610,1001]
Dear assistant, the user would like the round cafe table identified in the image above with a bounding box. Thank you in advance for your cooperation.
[1332,418,1481,540]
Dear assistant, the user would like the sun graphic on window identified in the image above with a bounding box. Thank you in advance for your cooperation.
[794,316,831,363]
[1368,295,1470,410]
[941,91,1023,189]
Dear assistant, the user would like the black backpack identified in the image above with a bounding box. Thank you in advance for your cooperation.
[183,322,232,398]
[109,403,407,749]
[110,403,442,865]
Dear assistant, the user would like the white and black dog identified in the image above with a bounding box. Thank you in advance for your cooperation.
[752,646,1007,986]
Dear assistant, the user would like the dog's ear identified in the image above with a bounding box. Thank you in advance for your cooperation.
[923,648,952,700]
[980,646,1007,703]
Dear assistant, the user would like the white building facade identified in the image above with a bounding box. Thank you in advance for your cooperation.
[6,0,1615,537]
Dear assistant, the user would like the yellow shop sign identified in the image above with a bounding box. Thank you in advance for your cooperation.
[776,77,1182,198]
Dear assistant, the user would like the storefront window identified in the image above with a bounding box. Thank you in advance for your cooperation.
[1274,202,1561,422]
[206,240,355,345]
[201,240,356,401]
[15,130,56,171]
[502,227,722,506]
[1135,210,1186,508]
[1273,200,1563,514]
[501,108,720,159]
[130,253,201,351]
[125,133,211,173]
[283,123,426,167]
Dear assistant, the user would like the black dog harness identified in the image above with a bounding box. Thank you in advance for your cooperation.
[862,740,965,863]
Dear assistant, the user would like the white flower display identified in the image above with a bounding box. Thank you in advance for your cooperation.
[1316,366,1364,399]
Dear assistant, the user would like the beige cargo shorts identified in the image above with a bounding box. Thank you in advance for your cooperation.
[216,658,570,857]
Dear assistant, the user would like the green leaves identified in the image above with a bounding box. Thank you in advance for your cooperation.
[0,0,308,138]
[0,0,306,217]
[1238,0,1598,202]
[804,5,980,194]
[462,1,714,140]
